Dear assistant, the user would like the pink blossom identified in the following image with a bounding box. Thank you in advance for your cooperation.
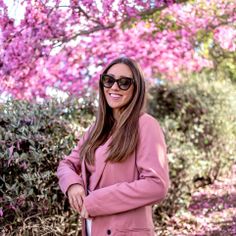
[214,26,236,51]
[7,145,14,166]
[0,208,3,217]
[0,0,235,100]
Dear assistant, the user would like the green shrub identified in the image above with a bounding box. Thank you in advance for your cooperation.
[148,77,236,219]
[0,97,95,233]
[0,77,235,234]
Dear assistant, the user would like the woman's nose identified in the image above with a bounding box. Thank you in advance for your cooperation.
[110,80,120,90]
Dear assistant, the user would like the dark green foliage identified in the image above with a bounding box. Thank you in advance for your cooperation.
[148,78,236,219]
[0,98,95,230]
[0,78,235,233]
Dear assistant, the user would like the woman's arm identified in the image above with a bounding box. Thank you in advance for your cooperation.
[56,126,92,196]
[83,115,170,217]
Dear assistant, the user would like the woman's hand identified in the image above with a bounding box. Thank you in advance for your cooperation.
[81,203,89,219]
[67,184,85,213]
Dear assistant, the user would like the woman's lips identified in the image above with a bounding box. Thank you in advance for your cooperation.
[109,93,122,99]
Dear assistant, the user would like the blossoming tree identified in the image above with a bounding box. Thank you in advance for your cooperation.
[0,0,235,100]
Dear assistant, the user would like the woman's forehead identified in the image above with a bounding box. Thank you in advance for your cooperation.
[107,63,133,77]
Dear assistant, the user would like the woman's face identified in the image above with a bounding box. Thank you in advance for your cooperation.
[103,63,134,116]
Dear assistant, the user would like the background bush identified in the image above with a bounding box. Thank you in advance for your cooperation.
[0,97,95,235]
[0,77,236,234]
[148,76,236,219]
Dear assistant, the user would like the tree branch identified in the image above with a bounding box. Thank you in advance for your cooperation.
[52,0,191,47]
[52,23,116,48]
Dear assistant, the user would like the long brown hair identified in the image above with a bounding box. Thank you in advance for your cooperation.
[80,57,146,164]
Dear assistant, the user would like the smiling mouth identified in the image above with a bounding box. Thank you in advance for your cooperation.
[109,93,122,98]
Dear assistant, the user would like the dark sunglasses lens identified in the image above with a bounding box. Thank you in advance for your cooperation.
[118,78,132,90]
[102,75,115,88]
[101,75,133,90]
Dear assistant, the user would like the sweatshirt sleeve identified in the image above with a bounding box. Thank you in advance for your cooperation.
[56,126,92,196]
[84,115,170,217]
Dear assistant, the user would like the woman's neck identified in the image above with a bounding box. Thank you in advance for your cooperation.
[112,109,120,121]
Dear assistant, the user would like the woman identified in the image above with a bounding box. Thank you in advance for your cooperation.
[57,57,169,236]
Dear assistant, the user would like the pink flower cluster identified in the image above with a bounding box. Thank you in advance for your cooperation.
[0,0,235,100]
[214,26,236,51]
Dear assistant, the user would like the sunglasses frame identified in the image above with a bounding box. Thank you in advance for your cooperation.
[100,74,134,91]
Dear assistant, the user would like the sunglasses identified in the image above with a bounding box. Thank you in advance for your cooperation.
[100,74,134,91]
